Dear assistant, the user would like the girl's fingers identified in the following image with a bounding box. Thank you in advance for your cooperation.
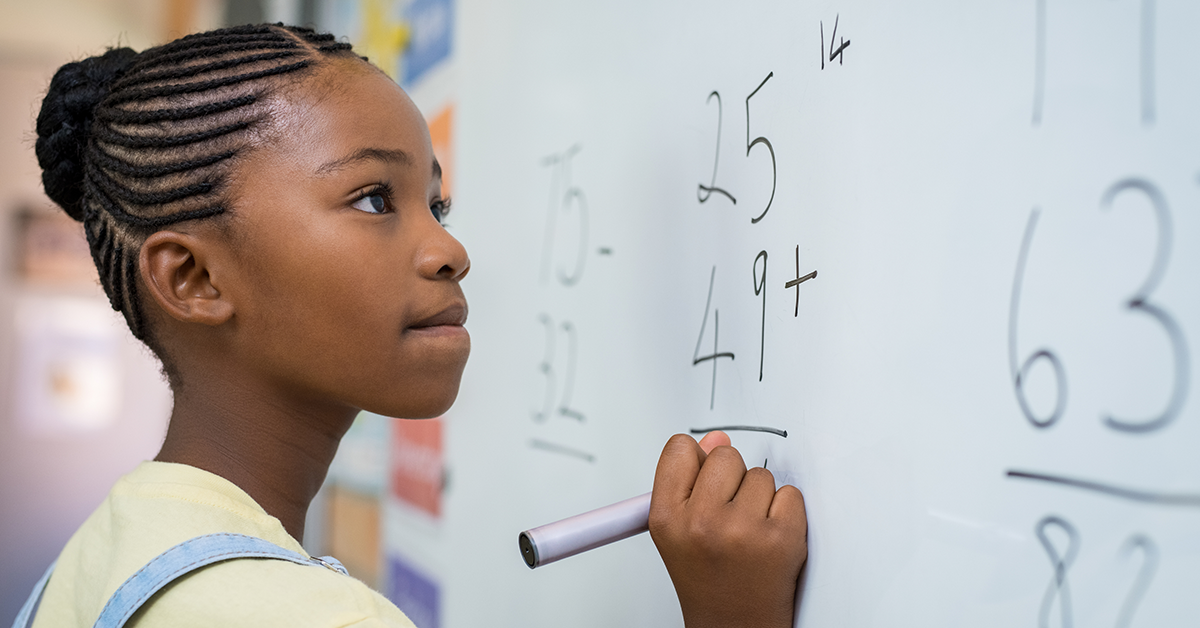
[768,484,808,534]
[692,445,747,504]
[733,466,779,518]
[697,430,731,454]
[652,433,708,506]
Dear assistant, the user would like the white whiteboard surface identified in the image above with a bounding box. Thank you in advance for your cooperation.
[428,1,1200,626]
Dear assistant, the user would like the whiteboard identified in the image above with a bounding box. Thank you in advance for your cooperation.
[382,1,1200,626]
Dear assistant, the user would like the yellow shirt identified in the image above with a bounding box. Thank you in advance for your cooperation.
[32,461,417,628]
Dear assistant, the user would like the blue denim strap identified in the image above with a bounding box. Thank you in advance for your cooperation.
[92,533,347,628]
[11,533,348,628]
[10,561,55,628]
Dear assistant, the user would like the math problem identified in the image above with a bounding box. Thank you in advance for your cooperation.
[529,145,598,463]
[473,5,1200,624]
[1009,5,1196,617]
[692,71,818,408]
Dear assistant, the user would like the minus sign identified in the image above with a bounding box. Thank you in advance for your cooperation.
[530,438,597,463]
[597,247,613,255]
[785,270,818,289]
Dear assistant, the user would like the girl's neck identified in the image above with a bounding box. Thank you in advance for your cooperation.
[154,373,358,544]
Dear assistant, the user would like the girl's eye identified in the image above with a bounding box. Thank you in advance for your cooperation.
[431,197,452,224]
[351,191,389,214]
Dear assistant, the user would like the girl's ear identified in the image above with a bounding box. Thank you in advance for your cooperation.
[139,230,234,326]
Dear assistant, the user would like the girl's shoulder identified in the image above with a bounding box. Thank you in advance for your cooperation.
[31,462,414,628]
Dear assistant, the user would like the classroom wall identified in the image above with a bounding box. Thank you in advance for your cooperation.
[0,1,220,620]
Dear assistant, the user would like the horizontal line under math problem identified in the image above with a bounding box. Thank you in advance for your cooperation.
[1006,469,1200,507]
[690,426,788,438]
[529,438,596,463]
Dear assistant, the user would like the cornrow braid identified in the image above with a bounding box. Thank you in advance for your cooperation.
[106,60,313,105]
[34,24,361,376]
[126,41,302,75]
[96,94,258,125]
[114,49,304,90]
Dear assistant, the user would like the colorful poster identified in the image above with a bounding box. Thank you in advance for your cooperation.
[357,0,410,81]
[402,0,452,87]
[390,416,443,518]
[387,553,441,628]
[426,105,454,199]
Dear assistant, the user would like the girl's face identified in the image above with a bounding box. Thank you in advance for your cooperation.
[212,59,470,419]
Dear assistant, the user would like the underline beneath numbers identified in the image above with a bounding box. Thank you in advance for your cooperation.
[690,425,788,438]
[1006,469,1200,507]
[529,439,596,463]
[693,353,735,365]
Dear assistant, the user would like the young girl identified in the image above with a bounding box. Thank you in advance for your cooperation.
[20,23,807,628]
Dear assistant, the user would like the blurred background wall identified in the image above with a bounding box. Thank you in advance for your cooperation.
[0,0,343,619]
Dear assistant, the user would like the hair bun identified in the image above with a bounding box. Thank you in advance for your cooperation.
[35,47,139,221]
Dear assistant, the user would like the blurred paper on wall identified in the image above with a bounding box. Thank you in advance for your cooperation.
[325,485,383,587]
[386,552,441,628]
[391,416,443,519]
[15,208,96,286]
[12,296,122,435]
[401,0,451,88]
[328,411,390,494]
[427,105,453,199]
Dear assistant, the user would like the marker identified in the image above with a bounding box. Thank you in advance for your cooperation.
[518,492,651,568]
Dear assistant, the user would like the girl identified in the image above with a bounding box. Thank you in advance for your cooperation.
[20,23,807,628]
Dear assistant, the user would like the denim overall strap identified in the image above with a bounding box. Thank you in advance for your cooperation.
[91,533,348,628]
[10,533,348,628]
[10,561,55,628]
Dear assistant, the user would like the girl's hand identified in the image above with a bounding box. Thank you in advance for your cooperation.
[649,432,808,628]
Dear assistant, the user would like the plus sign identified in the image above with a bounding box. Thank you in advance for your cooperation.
[784,245,817,317]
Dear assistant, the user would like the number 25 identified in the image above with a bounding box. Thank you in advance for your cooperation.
[698,72,778,224]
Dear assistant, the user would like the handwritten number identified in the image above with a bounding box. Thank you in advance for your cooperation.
[694,267,735,410]
[1140,0,1156,125]
[1032,0,1156,126]
[1032,0,1047,125]
[540,145,588,287]
[1009,208,1068,428]
[558,186,589,286]
[821,15,850,69]
[753,251,768,381]
[1030,518,1160,628]
[532,314,556,422]
[1100,179,1187,433]
[745,72,776,224]
[1036,516,1079,628]
[532,315,585,422]
[557,321,585,421]
[698,91,736,204]
[1114,535,1157,628]
[697,74,776,223]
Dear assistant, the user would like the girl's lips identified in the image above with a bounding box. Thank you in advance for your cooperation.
[408,301,468,330]
[407,324,469,339]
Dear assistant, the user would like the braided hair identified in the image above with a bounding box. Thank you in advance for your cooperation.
[35,24,361,377]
